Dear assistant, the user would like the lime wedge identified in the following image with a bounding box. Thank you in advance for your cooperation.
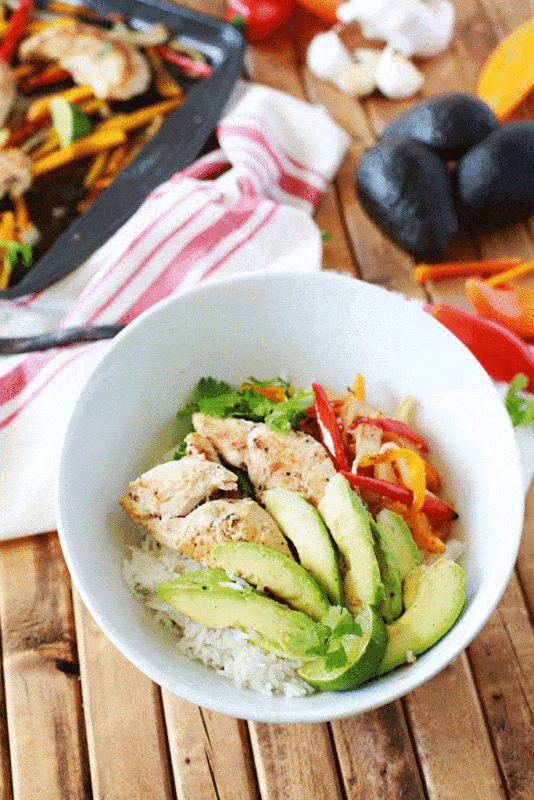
[50,97,92,148]
[298,605,387,691]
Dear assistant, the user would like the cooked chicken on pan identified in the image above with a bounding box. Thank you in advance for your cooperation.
[19,22,151,100]
[0,148,33,200]
[0,62,16,128]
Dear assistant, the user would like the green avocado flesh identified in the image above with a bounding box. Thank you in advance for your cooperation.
[210,540,331,621]
[157,568,328,661]
[378,557,466,674]
[262,487,343,605]
[318,474,384,612]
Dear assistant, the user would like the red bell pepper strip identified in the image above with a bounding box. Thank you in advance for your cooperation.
[311,382,349,472]
[426,302,534,391]
[0,0,34,64]
[340,472,455,521]
[155,45,213,78]
[19,65,71,92]
[225,0,296,44]
[349,416,429,452]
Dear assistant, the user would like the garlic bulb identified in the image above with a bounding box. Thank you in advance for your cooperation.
[306,30,353,81]
[375,47,425,99]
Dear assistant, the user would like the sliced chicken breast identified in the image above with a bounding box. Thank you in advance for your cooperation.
[0,148,32,200]
[184,432,221,463]
[192,413,254,469]
[119,455,238,524]
[192,415,337,507]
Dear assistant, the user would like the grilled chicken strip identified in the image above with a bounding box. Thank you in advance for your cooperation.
[19,22,151,100]
[146,498,294,565]
[0,148,33,200]
[184,432,221,463]
[0,61,16,128]
[120,456,238,523]
[192,414,337,507]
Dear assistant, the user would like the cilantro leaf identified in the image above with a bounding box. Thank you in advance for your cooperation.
[321,606,362,640]
[505,373,534,428]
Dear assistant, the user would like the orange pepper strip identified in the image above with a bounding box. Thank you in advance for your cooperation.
[352,374,366,400]
[27,85,95,122]
[465,277,534,340]
[359,447,427,510]
[485,259,534,287]
[407,510,446,555]
[477,17,534,121]
[241,384,287,403]
[414,257,522,283]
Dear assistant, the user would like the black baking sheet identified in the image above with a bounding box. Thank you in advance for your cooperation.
[0,0,244,299]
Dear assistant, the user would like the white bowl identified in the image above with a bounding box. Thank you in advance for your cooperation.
[57,270,524,723]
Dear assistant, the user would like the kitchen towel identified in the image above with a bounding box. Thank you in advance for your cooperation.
[0,82,351,539]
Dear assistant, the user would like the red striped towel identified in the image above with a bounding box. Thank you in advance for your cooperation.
[0,82,350,538]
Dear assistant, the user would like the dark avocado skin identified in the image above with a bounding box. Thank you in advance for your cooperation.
[356,138,459,262]
[454,122,534,227]
[380,93,499,161]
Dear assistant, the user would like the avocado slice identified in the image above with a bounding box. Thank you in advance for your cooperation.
[317,474,384,613]
[262,487,343,605]
[371,519,403,624]
[210,540,331,621]
[377,557,466,675]
[157,568,328,661]
[375,509,421,580]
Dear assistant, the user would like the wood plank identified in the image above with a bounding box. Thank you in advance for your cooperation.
[161,694,258,800]
[248,722,344,800]
[330,701,427,798]
[0,534,90,800]
[468,572,534,800]
[517,476,534,619]
[404,653,508,800]
[72,592,174,800]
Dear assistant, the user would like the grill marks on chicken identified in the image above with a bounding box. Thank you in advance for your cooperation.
[193,413,336,507]
[120,453,293,564]
[19,22,151,100]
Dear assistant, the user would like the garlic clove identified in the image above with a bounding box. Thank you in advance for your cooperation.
[334,62,377,96]
[375,48,425,99]
[306,30,354,82]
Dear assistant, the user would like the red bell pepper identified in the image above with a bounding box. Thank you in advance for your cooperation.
[340,472,455,521]
[426,302,534,392]
[349,416,429,452]
[225,0,296,44]
[155,45,213,78]
[19,65,71,92]
[311,382,349,471]
[0,0,34,64]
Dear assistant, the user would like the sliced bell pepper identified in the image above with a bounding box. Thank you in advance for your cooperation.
[340,471,455,521]
[464,278,534,342]
[0,0,34,64]
[359,447,427,510]
[477,17,534,121]
[312,382,349,471]
[407,509,446,555]
[426,302,534,391]
[350,416,429,452]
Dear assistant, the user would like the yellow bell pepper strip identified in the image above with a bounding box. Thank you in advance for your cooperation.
[27,85,95,122]
[485,259,534,287]
[145,46,185,98]
[0,210,16,289]
[414,257,522,284]
[352,374,365,400]
[95,97,183,135]
[340,471,455,521]
[311,382,350,471]
[14,196,40,246]
[358,447,427,510]
[32,127,127,177]
[465,277,534,341]
[477,17,534,121]
[349,416,429,452]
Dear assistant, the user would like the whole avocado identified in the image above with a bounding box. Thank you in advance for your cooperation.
[455,122,534,226]
[380,93,499,161]
[355,138,459,262]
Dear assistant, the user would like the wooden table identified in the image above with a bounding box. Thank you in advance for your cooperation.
[3,1,534,797]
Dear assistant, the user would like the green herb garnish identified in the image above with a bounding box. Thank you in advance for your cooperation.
[505,373,534,428]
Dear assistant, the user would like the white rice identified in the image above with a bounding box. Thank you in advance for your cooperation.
[122,535,314,698]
